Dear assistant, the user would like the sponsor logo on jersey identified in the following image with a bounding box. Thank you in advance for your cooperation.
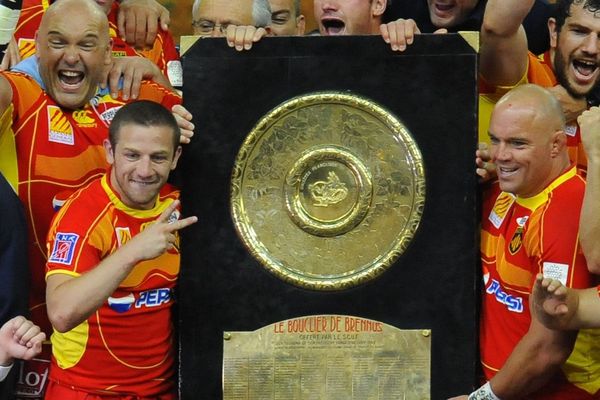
[17,38,36,59]
[509,227,523,255]
[52,190,73,211]
[516,216,529,227]
[72,109,97,127]
[47,106,74,145]
[135,288,172,308]
[100,105,122,124]
[115,227,131,247]
[486,279,524,313]
[108,293,135,313]
[49,233,79,265]
[112,50,127,58]
[489,192,515,229]
[565,123,578,137]
[167,60,183,87]
[543,262,570,285]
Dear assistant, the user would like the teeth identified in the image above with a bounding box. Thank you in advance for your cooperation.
[61,71,81,77]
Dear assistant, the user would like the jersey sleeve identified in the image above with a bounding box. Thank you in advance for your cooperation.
[45,197,103,278]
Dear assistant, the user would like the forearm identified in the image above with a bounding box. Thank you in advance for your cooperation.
[580,151,600,273]
[46,247,140,332]
[480,0,534,86]
[489,329,576,398]
[482,0,535,37]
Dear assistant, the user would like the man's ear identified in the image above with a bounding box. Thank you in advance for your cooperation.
[372,0,387,17]
[103,138,115,164]
[550,130,567,157]
[296,15,306,36]
[170,145,183,170]
[548,18,558,50]
[104,38,114,65]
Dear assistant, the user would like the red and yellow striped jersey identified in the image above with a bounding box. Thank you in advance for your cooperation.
[45,174,180,397]
[480,166,600,398]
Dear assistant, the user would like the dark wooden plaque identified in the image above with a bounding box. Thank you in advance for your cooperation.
[178,34,479,399]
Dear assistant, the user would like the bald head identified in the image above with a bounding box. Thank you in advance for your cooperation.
[36,0,112,110]
[489,84,570,197]
[494,84,566,136]
[41,0,109,36]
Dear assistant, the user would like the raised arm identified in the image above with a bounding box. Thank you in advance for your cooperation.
[480,0,535,86]
[578,107,600,273]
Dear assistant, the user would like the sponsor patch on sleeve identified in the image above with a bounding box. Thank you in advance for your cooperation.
[543,262,569,285]
[49,233,79,265]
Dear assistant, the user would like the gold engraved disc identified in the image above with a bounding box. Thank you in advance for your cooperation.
[231,92,425,290]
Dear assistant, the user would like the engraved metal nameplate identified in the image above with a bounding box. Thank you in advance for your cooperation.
[223,315,431,399]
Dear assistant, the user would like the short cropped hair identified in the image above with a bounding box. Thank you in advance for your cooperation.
[191,0,272,27]
[555,0,600,33]
[109,100,180,153]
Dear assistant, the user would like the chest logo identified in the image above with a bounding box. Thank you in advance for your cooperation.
[115,227,131,247]
[489,192,515,229]
[48,106,74,145]
[509,227,523,255]
[72,109,97,127]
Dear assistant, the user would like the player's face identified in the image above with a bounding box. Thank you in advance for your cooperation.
[489,105,558,198]
[105,123,181,210]
[36,5,112,110]
[270,0,305,36]
[426,0,479,28]
[315,0,382,35]
[551,3,600,99]
[193,0,254,37]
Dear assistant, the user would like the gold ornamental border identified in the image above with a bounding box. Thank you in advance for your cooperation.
[231,92,426,291]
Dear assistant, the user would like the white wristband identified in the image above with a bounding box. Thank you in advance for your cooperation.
[468,382,501,400]
[0,363,13,382]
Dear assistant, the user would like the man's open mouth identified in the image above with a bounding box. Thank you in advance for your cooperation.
[321,18,346,35]
[572,59,598,80]
[58,70,85,89]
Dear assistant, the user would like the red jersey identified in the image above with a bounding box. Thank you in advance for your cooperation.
[479,52,586,170]
[14,0,182,87]
[480,166,600,398]
[0,57,180,398]
[45,175,180,397]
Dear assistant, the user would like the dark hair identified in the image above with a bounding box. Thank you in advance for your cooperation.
[108,100,180,153]
[555,0,600,34]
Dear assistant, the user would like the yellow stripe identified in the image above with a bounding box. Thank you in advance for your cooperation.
[0,104,18,191]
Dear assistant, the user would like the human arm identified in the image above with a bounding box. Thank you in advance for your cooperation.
[0,316,45,367]
[0,75,14,117]
[483,302,577,398]
[224,25,270,51]
[102,56,175,101]
[577,107,600,273]
[480,0,534,86]
[117,0,170,50]
[0,37,20,71]
[46,200,197,333]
